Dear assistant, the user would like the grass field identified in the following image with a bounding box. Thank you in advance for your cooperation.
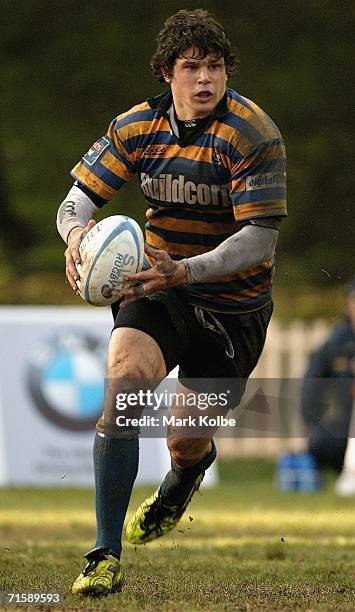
[0,460,354,611]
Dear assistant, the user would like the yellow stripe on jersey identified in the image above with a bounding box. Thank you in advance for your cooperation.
[234,200,287,220]
[229,98,280,142]
[147,215,236,236]
[203,262,272,285]
[100,151,134,182]
[71,165,118,200]
[146,230,215,258]
[115,118,168,147]
[206,122,253,157]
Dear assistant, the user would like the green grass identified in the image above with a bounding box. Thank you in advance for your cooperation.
[0,460,354,610]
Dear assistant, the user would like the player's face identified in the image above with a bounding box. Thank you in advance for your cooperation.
[165,48,228,120]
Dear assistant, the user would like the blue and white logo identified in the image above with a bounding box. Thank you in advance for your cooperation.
[27,331,106,431]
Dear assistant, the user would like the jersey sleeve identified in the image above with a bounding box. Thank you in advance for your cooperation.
[70,118,136,201]
[230,138,287,222]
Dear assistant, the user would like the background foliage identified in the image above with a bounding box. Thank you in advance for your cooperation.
[1,0,353,312]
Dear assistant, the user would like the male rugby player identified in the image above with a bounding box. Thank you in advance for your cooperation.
[57,9,287,596]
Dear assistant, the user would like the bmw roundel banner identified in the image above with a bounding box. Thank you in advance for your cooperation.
[0,307,177,486]
[27,331,106,431]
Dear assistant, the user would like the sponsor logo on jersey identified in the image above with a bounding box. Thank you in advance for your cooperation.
[142,146,167,156]
[183,119,197,128]
[246,172,286,191]
[140,172,230,207]
[84,136,110,166]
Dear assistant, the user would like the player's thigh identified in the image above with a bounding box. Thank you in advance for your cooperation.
[108,327,166,380]
[111,295,185,376]
[102,296,185,427]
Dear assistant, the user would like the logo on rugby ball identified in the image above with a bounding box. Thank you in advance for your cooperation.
[101,284,113,298]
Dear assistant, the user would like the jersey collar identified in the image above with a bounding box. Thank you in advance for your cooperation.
[147,89,229,121]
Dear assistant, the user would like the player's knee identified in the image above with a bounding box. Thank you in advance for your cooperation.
[107,353,146,380]
[107,329,165,380]
[168,437,211,469]
[107,341,159,380]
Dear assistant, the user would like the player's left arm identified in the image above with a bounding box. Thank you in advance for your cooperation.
[181,218,281,284]
[117,219,280,307]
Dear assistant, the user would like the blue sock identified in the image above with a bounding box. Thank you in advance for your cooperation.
[93,433,139,558]
[159,440,217,506]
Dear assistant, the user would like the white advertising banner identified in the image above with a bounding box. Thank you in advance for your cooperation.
[0,307,217,487]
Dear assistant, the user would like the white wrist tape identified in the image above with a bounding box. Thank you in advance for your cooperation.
[56,185,99,243]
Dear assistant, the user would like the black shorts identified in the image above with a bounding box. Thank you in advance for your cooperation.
[111,290,273,409]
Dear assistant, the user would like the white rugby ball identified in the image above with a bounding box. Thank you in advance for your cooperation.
[77,215,144,306]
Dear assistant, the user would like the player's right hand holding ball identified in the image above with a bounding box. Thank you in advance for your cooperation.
[65,220,96,293]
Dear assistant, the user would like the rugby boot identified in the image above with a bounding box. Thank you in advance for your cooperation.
[71,548,124,597]
[126,471,205,544]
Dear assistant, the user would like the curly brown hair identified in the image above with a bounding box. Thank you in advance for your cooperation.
[150,9,238,82]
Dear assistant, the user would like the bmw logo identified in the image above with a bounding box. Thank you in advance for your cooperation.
[27,331,106,431]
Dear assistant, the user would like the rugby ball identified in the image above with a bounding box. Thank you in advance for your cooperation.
[77,215,144,306]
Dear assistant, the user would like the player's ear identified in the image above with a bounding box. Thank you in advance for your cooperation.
[161,67,171,83]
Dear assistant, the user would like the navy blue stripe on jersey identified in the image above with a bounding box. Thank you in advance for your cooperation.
[147,224,230,247]
[123,130,173,154]
[231,156,286,181]
[233,186,286,205]
[81,158,126,191]
[139,156,231,182]
[124,130,242,163]
[221,114,266,148]
[228,89,256,113]
[186,132,241,156]
[188,269,271,296]
[189,133,243,164]
[109,145,136,173]
[114,109,157,130]
[148,207,234,224]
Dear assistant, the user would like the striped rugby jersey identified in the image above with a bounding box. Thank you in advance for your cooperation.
[71,88,287,313]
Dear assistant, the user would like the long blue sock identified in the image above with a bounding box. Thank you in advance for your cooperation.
[93,433,139,558]
[159,440,217,506]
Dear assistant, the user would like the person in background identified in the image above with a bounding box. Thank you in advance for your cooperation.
[300,278,355,471]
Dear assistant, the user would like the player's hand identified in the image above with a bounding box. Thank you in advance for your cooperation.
[64,220,96,292]
[117,244,188,308]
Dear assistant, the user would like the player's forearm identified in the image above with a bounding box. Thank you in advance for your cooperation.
[56,184,99,243]
[182,225,278,284]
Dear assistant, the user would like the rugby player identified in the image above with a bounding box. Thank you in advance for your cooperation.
[57,9,287,597]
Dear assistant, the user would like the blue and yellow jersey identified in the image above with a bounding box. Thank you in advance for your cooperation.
[71,88,287,313]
